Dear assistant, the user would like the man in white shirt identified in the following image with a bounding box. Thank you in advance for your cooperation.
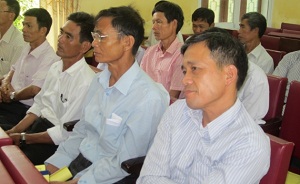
[238,12,274,74]
[0,0,26,77]
[0,8,59,131]
[6,12,96,165]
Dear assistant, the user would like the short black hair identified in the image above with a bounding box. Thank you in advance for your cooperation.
[241,12,267,38]
[181,32,248,90]
[4,0,20,21]
[152,1,184,34]
[23,8,52,35]
[95,6,145,56]
[192,7,215,26]
[67,12,94,43]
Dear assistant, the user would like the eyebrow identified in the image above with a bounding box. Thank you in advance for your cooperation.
[60,28,73,38]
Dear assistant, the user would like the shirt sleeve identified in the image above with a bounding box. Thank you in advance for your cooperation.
[30,55,59,88]
[137,105,178,184]
[170,54,184,91]
[273,53,294,77]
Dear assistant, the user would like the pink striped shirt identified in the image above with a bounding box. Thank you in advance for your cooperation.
[140,38,184,92]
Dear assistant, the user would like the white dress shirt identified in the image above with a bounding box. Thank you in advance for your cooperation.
[28,58,95,145]
[0,25,26,77]
[248,43,274,74]
[11,40,60,106]
[238,62,269,124]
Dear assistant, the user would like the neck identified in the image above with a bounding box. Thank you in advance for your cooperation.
[160,34,176,53]
[62,56,84,71]
[0,23,12,39]
[108,55,135,86]
[244,38,260,54]
[29,38,46,52]
[202,90,237,127]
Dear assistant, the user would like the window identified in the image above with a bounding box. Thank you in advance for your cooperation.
[14,0,40,30]
[199,0,272,29]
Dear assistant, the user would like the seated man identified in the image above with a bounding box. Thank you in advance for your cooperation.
[137,32,270,183]
[238,12,273,74]
[0,0,26,77]
[192,7,215,35]
[0,8,59,130]
[141,1,185,102]
[6,12,96,165]
[273,50,300,102]
[45,6,169,183]
[205,27,269,125]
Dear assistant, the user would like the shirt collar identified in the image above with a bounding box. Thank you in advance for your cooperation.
[248,43,263,59]
[187,99,242,141]
[156,37,182,54]
[98,61,140,95]
[57,57,87,77]
[29,40,50,59]
[1,25,17,43]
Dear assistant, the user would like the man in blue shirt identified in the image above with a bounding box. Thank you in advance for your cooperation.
[45,6,169,184]
[137,32,270,183]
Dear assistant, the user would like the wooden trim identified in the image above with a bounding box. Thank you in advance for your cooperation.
[201,0,209,7]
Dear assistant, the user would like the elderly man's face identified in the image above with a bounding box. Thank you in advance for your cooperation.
[182,42,230,110]
[238,19,259,44]
[56,20,85,60]
[92,16,125,63]
[152,12,177,41]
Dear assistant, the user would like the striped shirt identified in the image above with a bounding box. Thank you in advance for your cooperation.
[140,37,184,92]
[273,50,300,102]
[137,99,270,184]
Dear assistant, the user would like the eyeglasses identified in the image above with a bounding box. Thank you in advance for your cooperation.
[91,32,109,42]
[91,32,122,42]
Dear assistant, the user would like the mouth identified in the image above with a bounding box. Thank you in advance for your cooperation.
[183,89,196,97]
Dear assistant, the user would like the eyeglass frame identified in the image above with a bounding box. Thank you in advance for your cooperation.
[91,31,123,42]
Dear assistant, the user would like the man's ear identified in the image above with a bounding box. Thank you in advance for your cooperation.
[224,65,238,86]
[122,35,135,52]
[40,27,47,36]
[81,41,92,54]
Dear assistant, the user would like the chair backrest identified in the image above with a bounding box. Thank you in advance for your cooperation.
[263,75,288,121]
[266,49,287,68]
[261,35,281,51]
[281,22,300,31]
[280,81,300,160]
[282,29,300,35]
[264,27,282,35]
[260,134,294,184]
[279,37,300,53]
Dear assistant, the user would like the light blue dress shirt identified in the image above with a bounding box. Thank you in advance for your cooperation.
[46,61,170,184]
[137,99,270,184]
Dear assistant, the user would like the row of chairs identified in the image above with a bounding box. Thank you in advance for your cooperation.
[262,77,300,176]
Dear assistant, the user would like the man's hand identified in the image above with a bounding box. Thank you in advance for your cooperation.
[8,133,21,146]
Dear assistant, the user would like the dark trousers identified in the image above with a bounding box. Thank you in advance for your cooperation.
[21,117,58,165]
[0,101,30,130]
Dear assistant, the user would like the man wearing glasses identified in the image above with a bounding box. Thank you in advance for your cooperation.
[0,0,26,78]
[6,12,96,165]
